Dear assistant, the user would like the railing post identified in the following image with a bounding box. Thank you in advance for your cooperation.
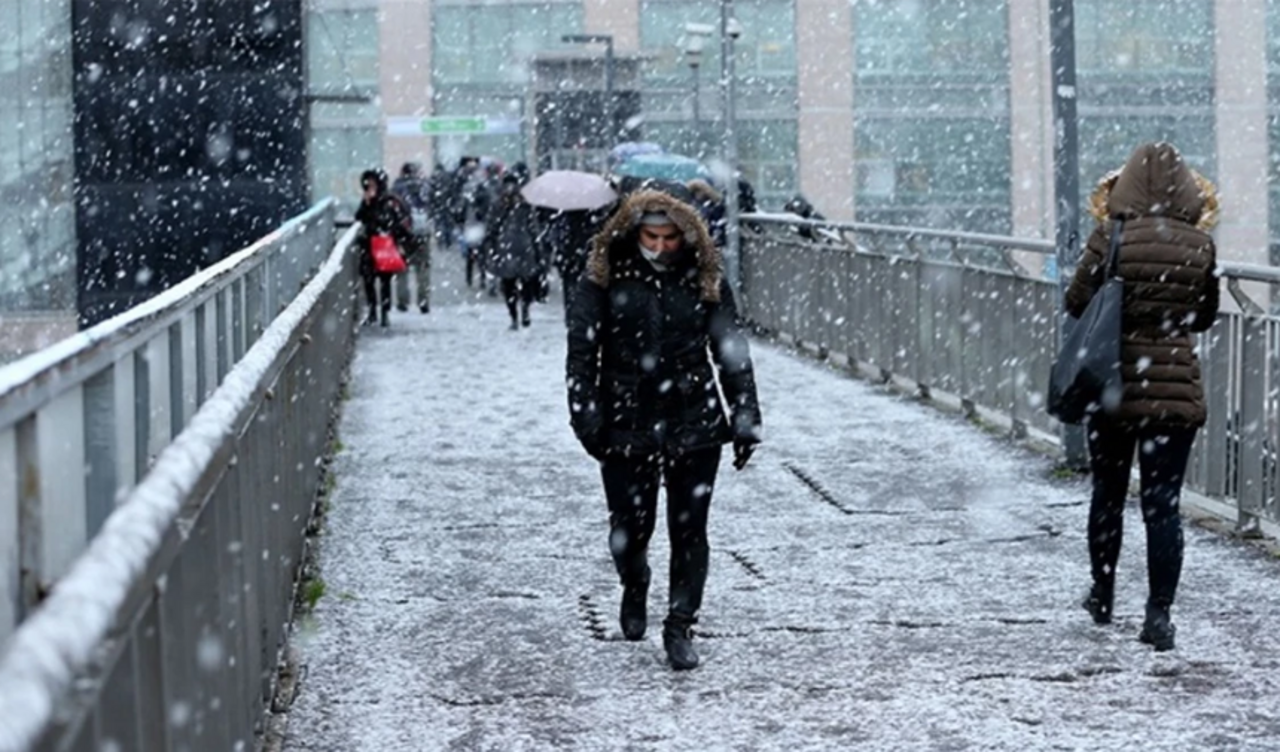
[1238,315,1269,534]
[1050,0,1086,466]
[0,427,17,640]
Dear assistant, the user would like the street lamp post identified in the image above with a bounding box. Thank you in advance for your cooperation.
[1048,0,1085,466]
[720,1,742,290]
[684,34,704,151]
[561,33,615,146]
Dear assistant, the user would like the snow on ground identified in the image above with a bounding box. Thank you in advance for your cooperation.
[283,250,1280,751]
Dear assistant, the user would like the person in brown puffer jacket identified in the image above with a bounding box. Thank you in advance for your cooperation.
[1065,142,1220,652]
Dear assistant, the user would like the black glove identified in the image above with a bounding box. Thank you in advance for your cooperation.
[732,439,758,471]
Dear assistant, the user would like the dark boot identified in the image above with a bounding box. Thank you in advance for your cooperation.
[380,306,390,328]
[1138,602,1176,651]
[662,614,699,670]
[365,306,379,326]
[620,568,650,641]
[1082,582,1114,625]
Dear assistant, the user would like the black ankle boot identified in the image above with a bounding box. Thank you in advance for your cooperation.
[662,615,698,670]
[1139,602,1176,651]
[1082,582,1114,625]
[620,576,649,641]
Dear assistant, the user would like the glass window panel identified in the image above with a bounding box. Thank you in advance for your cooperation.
[852,0,1011,232]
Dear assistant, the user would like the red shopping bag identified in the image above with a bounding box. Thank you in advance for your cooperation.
[370,233,406,274]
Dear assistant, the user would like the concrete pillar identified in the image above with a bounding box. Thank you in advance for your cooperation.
[1214,0,1270,270]
[583,0,640,53]
[797,0,855,220]
[381,0,435,173]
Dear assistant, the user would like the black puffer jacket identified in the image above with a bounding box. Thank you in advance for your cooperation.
[483,192,545,279]
[354,177,424,265]
[566,190,762,457]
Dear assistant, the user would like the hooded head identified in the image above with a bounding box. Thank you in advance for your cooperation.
[587,189,723,301]
[360,168,389,196]
[1089,142,1218,229]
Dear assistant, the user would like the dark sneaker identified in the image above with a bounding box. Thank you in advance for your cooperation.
[1082,583,1113,625]
[1138,602,1176,651]
[662,617,699,670]
[419,302,430,314]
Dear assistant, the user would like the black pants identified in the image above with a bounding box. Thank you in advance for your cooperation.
[501,276,538,325]
[600,446,722,620]
[558,268,581,323]
[1086,421,1197,608]
[359,254,393,320]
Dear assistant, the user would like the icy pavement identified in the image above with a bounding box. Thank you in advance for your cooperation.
[284,251,1280,751]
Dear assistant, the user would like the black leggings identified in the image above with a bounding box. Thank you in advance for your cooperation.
[501,276,538,323]
[1086,421,1196,607]
[600,447,722,620]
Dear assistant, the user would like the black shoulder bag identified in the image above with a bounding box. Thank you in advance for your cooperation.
[1047,220,1125,424]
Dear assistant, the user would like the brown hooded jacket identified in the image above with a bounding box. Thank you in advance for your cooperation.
[1065,142,1220,427]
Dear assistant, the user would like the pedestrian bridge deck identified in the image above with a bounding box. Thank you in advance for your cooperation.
[283,252,1280,751]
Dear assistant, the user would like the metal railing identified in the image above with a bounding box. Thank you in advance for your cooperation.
[740,213,1280,531]
[0,202,360,751]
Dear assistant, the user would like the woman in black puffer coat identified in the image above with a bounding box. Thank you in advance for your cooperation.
[566,189,762,671]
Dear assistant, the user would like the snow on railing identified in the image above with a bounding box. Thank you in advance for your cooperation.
[0,217,359,751]
[0,200,337,643]
[740,212,1280,533]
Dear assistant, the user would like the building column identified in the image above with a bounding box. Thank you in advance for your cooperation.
[1006,0,1053,247]
[381,0,435,173]
[583,0,639,52]
[797,0,854,220]
[1214,0,1270,270]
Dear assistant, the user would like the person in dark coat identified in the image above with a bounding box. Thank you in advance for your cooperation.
[566,189,763,670]
[427,162,453,251]
[483,172,546,329]
[542,203,615,323]
[391,162,431,313]
[783,194,827,242]
[354,168,423,327]
[1065,142,1220,651]
[686,179,726,248]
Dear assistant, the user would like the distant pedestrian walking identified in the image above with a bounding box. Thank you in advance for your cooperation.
[483,171,546,330]
[391,162,432,314]
[1066,142,1220,651]
[355,168,423,327]
[565,190,763,670]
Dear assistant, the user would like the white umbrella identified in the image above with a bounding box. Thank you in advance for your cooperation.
[520,170,618,212]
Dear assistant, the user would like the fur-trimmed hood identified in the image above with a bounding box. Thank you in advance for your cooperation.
[1088,142,1219,230]
[686,179,723,204]
[587,189,723,302]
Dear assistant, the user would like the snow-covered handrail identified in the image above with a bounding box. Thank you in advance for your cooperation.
[740,220,1280,536]
[0,219,359,751]
[742,212,1057,254]
[0,200,338,646]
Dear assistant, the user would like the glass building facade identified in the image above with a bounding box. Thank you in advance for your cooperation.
[308,0,383,215]
[1268,0,1280,262]
[640,0,798,207]
[432,0,584,167]
[0,0,76,312]
[1075,0,1215,221]
[852,0,1012,233]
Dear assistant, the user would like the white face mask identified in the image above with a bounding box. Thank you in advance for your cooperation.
[639,243,665,264]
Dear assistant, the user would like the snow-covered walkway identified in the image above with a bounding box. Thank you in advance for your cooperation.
[284,250,1280,751]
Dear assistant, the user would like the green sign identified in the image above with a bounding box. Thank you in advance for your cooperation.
[418,116,487,135]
